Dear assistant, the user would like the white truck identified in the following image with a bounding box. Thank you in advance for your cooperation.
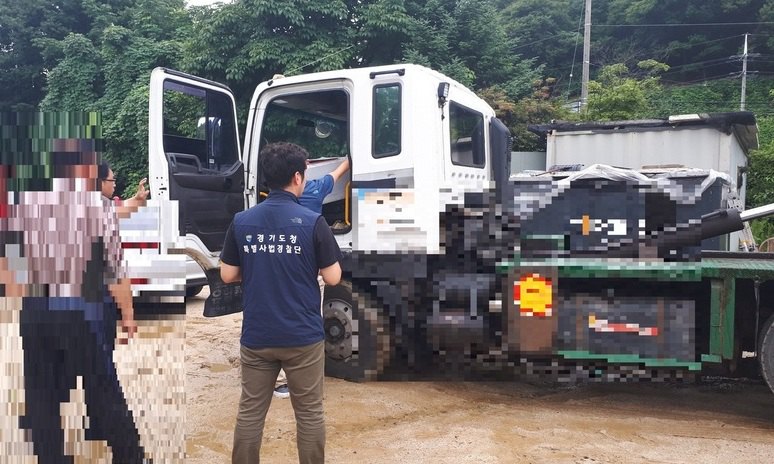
[148,64,509,379]
[147,65,774,390]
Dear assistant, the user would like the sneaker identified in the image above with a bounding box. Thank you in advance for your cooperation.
[273,384,290,398]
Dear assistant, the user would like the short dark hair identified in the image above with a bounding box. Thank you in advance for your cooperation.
[97,161,111,181]
[259,142,308,190]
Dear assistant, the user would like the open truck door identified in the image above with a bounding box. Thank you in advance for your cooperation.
[149,68,244,316]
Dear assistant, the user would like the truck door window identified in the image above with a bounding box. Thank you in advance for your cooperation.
[162,81,239,173]
[372,84,401,158]
[449,102,485,168]
[261,90,348,159]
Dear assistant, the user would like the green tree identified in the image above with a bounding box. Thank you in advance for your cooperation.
[184,0,364,107]
[479,79,572,151]
[403,0,541,97]
[597,0,764,74]
[0,0,146,110]
[39,33,101,112]
[498,0,584,93]
[184,0,541,115]
[647,76,773,117]
[584,60,668,120]
[357,0,414,65]
[748,115,774,243]
[760,0,774,51]
[402,0,470,84]
[33,0,191,196]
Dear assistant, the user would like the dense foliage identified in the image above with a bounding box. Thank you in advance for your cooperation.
[2,0,774,240]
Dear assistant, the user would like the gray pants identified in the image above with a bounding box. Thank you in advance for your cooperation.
[276,277,327,388]
[233,341,325,464]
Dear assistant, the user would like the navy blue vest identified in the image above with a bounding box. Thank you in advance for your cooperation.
[232,190,323,349]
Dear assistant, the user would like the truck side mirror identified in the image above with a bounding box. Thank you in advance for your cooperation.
[437,82,450,108]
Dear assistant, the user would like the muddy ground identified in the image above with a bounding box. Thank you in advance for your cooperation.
[1,286,772,462]
[186,288,774,464]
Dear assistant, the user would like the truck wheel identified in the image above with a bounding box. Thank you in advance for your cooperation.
[760,313,774,394]
[323,281,391,381]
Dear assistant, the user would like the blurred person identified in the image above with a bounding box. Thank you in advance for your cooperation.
[98,160,148,213]
[1,116,150,463]
[95,161,149,340]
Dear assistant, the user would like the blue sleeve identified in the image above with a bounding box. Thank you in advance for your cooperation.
[319,174,334,197]
[300,175,335,213]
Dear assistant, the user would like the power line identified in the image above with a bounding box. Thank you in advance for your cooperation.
[284,44,354,76]
[595,22,774,28]
[512,32,575,51]
[648,34,744,55]
[660,59,736,76]
[661,73,738,85]
[656,100,770,105]
[589,41,760,78]
[662,56,734,69]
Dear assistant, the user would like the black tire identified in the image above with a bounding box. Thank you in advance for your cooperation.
[323,281,391,381]
[186,285,204,297]
[759,313,774,394]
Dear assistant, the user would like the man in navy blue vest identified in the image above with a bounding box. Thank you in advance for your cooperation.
[221,142,342,464]
[273,156,349,399]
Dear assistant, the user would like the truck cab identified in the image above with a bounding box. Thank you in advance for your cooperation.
[149,64,506,257]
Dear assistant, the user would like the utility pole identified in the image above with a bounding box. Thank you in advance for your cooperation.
[740,33,749,111]
[580,0,592,109]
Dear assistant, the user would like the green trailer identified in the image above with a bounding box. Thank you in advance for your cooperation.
[496,247,774,387]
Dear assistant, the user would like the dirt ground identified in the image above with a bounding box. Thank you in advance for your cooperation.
[2,287,772,462]
[186,288,774,464]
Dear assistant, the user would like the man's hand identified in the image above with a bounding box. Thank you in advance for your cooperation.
[132,178,149,202]
[110,278,138,343]
[118,178,148,218]
[330,158,350,183]
[119,313,138,344]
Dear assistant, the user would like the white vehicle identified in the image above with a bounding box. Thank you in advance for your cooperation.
[147,66,774,391]
[148,64,509,379]
[149,65,500,257]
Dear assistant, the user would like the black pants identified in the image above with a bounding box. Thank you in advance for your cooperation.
[19,297,146,463]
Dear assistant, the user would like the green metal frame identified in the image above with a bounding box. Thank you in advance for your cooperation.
[498,251,774,368]
[498,258,703,281]
[558,350,702,371]
[709,278,735,360]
